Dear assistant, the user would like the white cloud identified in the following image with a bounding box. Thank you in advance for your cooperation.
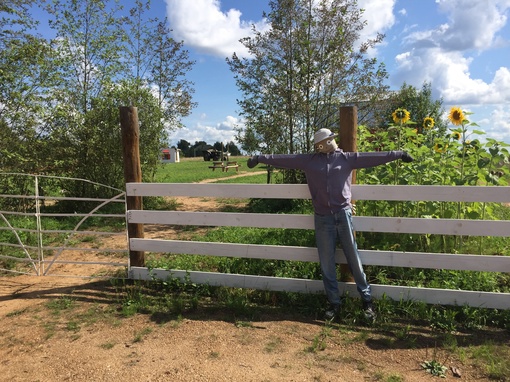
[392,0,510,105]
[164,0,269,58]
[358,0,396,37]
[435,0,508,51]
[393,48,510,106]
[168,115,242,146]
[487,105,510,141]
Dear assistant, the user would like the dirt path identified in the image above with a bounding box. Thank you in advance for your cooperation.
[1,272,483,382]
[197,170,267,183]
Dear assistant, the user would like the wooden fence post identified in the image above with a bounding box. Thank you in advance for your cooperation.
[338,106,357,282]
[120,106,145,267]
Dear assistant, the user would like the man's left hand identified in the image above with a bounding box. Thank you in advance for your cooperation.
[401,152,414,163]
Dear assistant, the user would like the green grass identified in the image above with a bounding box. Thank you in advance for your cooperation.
[154,156,266,183]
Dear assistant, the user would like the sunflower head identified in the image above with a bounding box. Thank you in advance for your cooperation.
[392,108,411,125]
[451,131,461,140]
[423,117,435,130]
[434,142,448,153]
[448,107,465,126]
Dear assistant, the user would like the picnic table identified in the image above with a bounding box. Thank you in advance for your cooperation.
[223,161,240,172]
[208,161,241,172]
[208,161,224,171]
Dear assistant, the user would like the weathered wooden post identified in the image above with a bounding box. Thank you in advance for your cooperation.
[338,106,357,282]
[120,106,145,267]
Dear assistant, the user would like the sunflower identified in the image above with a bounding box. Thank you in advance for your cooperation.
[451,131,461,140]
[434,143,448,153]
[392,108,411,124]
[423,117,435,130]
[448,107,465,126]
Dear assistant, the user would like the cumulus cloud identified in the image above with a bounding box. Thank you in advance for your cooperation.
[359,0,397,37]
[165,0,397,58]
[168,115,242,146]
[435,0,508,51]
[486,104,510,141]
[392,0,510,106]
[164,0,269,58]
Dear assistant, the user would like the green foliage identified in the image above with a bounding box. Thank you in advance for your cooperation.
[1,0,195,195]
[421,359,448,378]
[354,107,510,293]
[177,139,242,158]
[356,107,509,257]
[470,342,510,380]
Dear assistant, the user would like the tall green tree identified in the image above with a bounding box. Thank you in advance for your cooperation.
[1,0,196,196]
[46,0,126,113]
[176,139,191,157]
[0,0,60,174]
[40,0,195,194]
[124,0,196,131]
[227,0,389,155]
[42,0,127,190]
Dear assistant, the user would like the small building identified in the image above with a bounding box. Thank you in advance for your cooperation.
[161,147,180,163]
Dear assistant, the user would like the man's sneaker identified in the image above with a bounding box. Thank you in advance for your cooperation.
[324,304,340,321]
[362,300,376,321]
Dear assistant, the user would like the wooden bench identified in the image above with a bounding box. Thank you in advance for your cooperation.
[223,161,240,172]
[208,161,224,171]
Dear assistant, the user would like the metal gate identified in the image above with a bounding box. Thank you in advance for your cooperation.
[0,173,128,278]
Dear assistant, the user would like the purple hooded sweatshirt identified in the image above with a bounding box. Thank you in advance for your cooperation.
[257,150,404,215]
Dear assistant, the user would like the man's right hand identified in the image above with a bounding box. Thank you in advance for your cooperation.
[247,156,259,168]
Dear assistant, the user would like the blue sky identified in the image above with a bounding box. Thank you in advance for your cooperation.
[157,0,510,147]
[28,0,510,146]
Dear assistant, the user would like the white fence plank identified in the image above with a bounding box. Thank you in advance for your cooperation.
[128,210,510,237]
[130,239,510,272]
[354,216,510,237]
[126,183,510,202]
[130,267,510,310]
[353,185,510,202]
[126,183,311,199]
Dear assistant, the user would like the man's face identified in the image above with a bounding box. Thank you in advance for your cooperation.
[315,137,338,153]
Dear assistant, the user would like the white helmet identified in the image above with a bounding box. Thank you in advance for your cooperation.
[314,128,338,153]
[314,128,337,144]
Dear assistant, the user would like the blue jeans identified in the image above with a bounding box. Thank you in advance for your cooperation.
[314,209,371,305]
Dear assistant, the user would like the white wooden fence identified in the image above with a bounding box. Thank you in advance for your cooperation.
[126,183,510,309]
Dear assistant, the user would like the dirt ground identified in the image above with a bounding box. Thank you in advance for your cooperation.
[0,172,508,382]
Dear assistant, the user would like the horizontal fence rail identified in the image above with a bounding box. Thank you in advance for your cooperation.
[126,183,510,309]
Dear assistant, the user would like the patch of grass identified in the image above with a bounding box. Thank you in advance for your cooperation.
[264,337,283,353]
[43,321,57,340]
[470,342,510,381]
[154,156,260,183]
[46,296,76,316]
[385,374,403,382]
[208,351,220,359]
[100,342,116,350]
[133,327,153,343]
[66,321,80,332]
[6,307,29,317]
[235,320,253,328]
[305,325,333,353]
